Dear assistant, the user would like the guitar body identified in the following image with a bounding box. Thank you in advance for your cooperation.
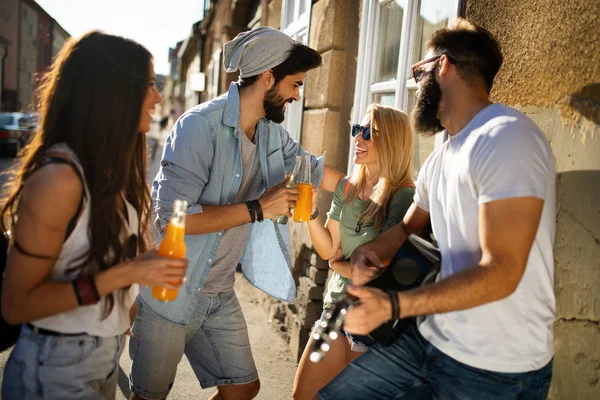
[310,234,440,362]
[363,236,440,344]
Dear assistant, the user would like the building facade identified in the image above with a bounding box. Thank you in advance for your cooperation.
[0,0,69,112]
[0,0,20,111]
[170,1,599,397]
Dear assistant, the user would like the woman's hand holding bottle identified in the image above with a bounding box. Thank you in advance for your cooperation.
[125,250,188,289]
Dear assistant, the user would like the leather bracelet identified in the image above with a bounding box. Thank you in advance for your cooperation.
[73,276,100,306]
[253,200,264,222]
[244,201,256,223]
[309,209,319,221]
[387,290,400,321]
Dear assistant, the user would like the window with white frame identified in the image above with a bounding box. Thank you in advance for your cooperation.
[350,0,460,174]
[280,0,312,142]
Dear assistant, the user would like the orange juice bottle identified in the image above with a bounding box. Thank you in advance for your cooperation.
[293,155,313,223]
[152,199,187,302]
[294,182,313,222]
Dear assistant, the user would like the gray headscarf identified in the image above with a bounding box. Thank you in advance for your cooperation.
[223,27,298,78]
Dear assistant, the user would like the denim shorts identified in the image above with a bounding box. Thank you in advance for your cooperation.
[313,309,375,352]
[319,323,553,400]
[2,324,125,400]
[129,289,258,399]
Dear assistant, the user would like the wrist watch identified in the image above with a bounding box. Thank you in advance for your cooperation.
[310,209,319,221]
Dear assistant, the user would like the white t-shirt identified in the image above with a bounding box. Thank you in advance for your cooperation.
[415,103,556,373]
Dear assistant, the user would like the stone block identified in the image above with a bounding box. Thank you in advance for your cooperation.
[289,316,311,362]
[549,320,600,400]
[310,0,354,53]
[304,49,347,109]
[555,208,600,321]
[308,266,329,284]
[297,276,325,301]
[297,300,324,327]
[301,109,341,156]
[267,0,282,29]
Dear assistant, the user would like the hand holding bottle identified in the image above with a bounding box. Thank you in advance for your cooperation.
[258,182,299,220]
[128,250,188,289]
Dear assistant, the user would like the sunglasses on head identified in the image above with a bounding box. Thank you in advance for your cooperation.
[351,124,371,141]
[411,54,457,83]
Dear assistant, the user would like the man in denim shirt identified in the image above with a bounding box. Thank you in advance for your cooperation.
[130,27,344,400]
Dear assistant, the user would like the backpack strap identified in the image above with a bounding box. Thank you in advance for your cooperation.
[399,182,416,189]
[11,155,85,259]
[38,156,86,239]
[343,177,352,200]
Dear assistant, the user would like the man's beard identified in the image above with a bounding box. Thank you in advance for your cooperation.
[264,86,291,124]
[411,72,444,136]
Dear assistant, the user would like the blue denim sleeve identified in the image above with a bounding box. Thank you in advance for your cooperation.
[278,127,325,188]
[152,112,214,232]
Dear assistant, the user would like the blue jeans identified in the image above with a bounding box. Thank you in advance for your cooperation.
[318,323,552,400]
[2,324,125,400]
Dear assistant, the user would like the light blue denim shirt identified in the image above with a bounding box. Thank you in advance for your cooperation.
[140,82,324,325]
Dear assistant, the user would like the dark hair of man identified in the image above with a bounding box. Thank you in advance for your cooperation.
[426,18,503,93]
[238,42,322,88]
[0,31,152,317]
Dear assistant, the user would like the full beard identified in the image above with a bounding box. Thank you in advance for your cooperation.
[411,73,444,137]
[264,87,290,124]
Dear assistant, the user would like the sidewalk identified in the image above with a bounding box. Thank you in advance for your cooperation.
[116,273,298,400]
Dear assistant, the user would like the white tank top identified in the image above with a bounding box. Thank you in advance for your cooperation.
[32,144,139,337]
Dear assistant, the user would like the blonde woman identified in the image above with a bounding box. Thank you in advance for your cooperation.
[293,104,415,400]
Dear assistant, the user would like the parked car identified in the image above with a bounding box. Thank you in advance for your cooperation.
[0,112,35,157]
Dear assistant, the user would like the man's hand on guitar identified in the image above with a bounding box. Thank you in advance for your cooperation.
[350,248,385,286]
[343,285,391,335]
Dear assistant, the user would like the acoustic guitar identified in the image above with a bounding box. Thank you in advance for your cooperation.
[310,234,440,363]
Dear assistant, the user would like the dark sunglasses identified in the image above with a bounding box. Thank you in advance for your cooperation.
[411,54,457,83]
[351,124,371,141]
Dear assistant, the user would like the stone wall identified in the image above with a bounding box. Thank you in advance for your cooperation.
[466,1,600,398]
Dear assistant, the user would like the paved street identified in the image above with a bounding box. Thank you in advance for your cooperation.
[0,148,298,399]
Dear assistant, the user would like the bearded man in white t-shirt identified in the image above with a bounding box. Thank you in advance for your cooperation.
[317,18,556,400]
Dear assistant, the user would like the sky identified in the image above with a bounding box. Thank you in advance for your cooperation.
[35,0,206,75]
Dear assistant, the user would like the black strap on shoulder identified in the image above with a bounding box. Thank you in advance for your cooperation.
[11,156,86,259]
[37,156,86,239]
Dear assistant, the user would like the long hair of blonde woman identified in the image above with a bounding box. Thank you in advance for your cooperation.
[347,103,414,230]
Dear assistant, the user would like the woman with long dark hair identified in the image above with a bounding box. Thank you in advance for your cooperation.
[0,31,187,399]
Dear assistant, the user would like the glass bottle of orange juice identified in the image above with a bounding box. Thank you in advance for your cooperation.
[293,155,312,223]
[152,199,187,302]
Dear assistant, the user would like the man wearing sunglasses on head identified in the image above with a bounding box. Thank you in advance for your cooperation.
[318,18,556,400]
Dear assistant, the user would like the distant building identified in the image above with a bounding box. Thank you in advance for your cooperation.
[0,0,70,112]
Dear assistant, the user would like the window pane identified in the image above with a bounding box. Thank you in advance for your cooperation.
[373,92,396,107]
[407,90,436,172]
[373,1,405,83]
[299,0,306,16]
[286,0,296,25]
[409,0,453,78]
